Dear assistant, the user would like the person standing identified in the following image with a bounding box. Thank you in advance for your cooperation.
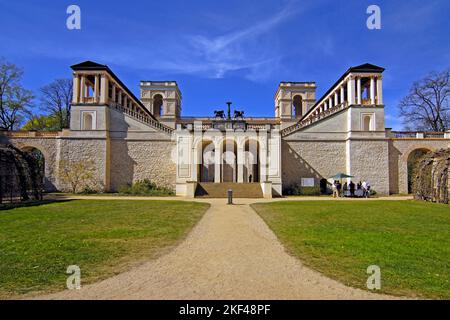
[336,181,342,197]
[343,182,348,197]
[332,181,338,198]
[362,181,368,198]
[349,180,355,197]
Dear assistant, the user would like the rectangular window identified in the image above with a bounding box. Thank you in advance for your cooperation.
[301,178,315,187]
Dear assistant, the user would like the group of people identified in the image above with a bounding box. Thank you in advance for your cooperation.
[332,180,371,198]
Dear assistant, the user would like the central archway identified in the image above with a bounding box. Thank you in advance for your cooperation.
[222,139,237,182]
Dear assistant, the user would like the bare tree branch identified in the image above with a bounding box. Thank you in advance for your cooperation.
[399,68,450,132]
[40,79,73,130]
[0,58,34,130]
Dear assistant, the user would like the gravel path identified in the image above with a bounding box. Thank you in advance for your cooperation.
[36,198,400,300]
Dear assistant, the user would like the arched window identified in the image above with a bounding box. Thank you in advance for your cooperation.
[293,95,303,118]
[82,112,93,130]
[153,94,163,117]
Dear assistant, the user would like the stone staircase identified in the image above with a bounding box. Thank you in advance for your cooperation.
[195,183,263,198]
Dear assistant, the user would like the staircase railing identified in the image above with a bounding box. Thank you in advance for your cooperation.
[109,101,173,134]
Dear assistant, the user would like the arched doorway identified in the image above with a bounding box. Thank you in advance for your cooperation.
[198,140,215,182]
[407,148,430,193]
[222,140,237,182]
[244,139,260,183]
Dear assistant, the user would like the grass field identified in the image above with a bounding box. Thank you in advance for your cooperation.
[252,200,450,299]
[0,200,209,298]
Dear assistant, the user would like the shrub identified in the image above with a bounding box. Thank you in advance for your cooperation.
[80,186,97,194]
[118,179,174,196]
[283,184,321,196]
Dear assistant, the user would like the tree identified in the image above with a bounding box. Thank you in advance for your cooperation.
[21,115,61,131]
[58,160,95,193]
[0,58,34,130]
[399,68,450,132]
[40,78,73,130]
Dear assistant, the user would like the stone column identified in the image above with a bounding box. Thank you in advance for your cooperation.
[334,92,338,106]
[123,96,128,109]
[118,90,122,106]
[214,143,221,183]
[100,74,108,104]
[376,76,383,105]
[94,74,100,103]
[329,97,333,109]
[237,146,244,183]
[370,77,375,105]
[347,78,355,105]
[80,75,85,103]
[260,143,268,182]
[111,84,116,103]
[340,86,345,104]
[72,74,79,104]
[357,77,362,105]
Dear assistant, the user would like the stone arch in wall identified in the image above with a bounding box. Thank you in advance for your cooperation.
[393,141,444,194]
[196,139,216,182]
[15,142,55,191]
[292,95,303,118]
[152,93,164,117]
[406,147,432,193]
[243,138,260,183]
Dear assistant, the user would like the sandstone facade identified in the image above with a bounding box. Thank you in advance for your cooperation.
[2,61,449,196]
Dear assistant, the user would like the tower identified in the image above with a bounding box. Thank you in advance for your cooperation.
[274,82,316,121]
[140,81,182,128]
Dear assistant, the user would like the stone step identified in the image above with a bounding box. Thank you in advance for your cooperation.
[195,183,263,198]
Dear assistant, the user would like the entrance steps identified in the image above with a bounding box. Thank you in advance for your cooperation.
[195,183,263,198]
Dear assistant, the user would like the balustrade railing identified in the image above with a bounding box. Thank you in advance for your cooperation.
[281,102,348,136]
[109,101,173,134]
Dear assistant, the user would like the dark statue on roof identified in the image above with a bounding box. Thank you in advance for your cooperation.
[234,110,244,119]
[214,110,225,119]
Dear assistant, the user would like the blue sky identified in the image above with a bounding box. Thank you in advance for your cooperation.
[0,0,449,129]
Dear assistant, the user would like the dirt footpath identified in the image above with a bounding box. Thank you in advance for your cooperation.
[36,198,400,300]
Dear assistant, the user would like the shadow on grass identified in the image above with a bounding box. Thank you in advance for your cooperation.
[0,199,73,211]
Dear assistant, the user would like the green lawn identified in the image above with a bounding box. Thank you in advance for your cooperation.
[252,200,450,299]
[0,200,209,298]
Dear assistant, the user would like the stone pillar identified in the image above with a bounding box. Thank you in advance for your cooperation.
[111,84,116,103]
[347,77,355,105]
[214,144,221,183]
[376,76,383,105]
[334,92,338,106]
[100,74,108,104]
[340,86,345,104]
[357,77,362,105]
[80,75,85,103]
[237,146,244,183]
[329,97,333,109]
[94,74,100,103]
[118,90,122,106]
[72,74,79,104]
[370,77,375,105]
[260,143,268,182]
[123,96,128,109]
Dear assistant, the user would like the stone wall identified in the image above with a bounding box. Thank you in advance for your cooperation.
[58,137,109,191]
[348,139,390,194]
[389,139,450,194]
[282,140,347,189]
[0,136,59,191]
[109,139,176,191]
